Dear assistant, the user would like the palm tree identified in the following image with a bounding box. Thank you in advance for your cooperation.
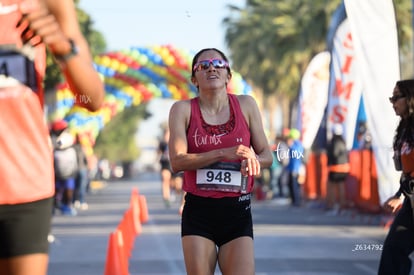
[223,0,340,131]
[393,0,414,78]
[223,0,412,130]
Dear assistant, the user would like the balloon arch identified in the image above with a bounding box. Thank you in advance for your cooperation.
[51,45,253,155]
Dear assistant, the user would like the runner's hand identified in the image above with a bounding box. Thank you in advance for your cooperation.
[18,0,69,55]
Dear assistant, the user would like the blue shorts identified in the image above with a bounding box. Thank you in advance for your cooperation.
[181,193,253,247]
[55,177,75,190]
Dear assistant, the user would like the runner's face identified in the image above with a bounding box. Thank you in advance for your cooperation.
[191,50,230,91]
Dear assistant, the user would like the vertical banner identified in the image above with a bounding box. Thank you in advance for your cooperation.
[297,51,331,150]
[344,0,401,204]
[325,18,362,149]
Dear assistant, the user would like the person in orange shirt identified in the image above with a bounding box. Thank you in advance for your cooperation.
[378,79,414,275]
[0,1,104,274]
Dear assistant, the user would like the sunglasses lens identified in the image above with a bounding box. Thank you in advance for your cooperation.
[194,61,209,71]
[211,59,227,68]
[194,59,228,72]
[200,61,211,70]
[389,95,405,103]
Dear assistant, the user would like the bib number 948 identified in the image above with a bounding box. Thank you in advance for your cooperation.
[206,170,232,183]
[196,162,248,193]
[196,169,242,187]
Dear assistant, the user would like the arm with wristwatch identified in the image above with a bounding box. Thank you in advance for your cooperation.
[20,0,104,111]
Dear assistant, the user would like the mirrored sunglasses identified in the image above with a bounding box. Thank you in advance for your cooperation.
[193,59,229,72]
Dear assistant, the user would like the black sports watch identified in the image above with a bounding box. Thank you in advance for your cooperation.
[54,39,79,62]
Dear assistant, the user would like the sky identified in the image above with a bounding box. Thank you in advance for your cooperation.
[79,0,245,53]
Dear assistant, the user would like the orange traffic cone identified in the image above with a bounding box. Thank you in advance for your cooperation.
[130,188,140,208]
[104,230,129,275]
[129,190,142,236]
[117,211,135,258]
[138,195,149,224]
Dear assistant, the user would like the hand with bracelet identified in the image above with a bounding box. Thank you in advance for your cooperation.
[240,153,261,177]
[220,145,261,177]
[19,1,71,53]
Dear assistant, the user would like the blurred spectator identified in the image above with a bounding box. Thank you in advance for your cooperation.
[269,134,289,198]
[50,120,78,216]
[97,159,111,180]
[158,127,173,207]
[286,128,305,207]
[73,134,89,211]
[357,122,372,150]
[325,124,350,215]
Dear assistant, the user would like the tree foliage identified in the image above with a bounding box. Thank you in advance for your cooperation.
[223,0,341,99]
[223,0,413,112]
[394,0,414,78]
[94,104,151,163]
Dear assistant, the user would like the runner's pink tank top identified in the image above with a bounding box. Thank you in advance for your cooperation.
[183,94,253,198]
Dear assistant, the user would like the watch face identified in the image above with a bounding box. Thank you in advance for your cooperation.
[69,39,79,55]
[55,39,78,62]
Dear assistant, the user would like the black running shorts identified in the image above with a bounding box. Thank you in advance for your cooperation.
[0,197,53,258]
[181,193,253,247]
[328,172,349,183]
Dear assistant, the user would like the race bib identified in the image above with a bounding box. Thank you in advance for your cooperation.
[0,50,37,91]
[196,162,248,193]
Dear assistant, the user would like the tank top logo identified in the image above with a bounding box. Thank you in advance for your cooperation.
[192,128,224,147]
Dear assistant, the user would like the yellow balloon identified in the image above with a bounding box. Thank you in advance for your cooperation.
[113,79,123,89]
[110,59,120,71]
[132,92,142,106]
[123,86,135,97]
[165,56,175,66]
[101,108,111,123]
[118,63,128,73]
[168,84,177,94]
[94,56,101,64]
[105,77,115,86]
[101,56,111,67]
[152,45,161,53]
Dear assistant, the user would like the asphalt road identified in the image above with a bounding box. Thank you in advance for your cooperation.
[48,172,388,275]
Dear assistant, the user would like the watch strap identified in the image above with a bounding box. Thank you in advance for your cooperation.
[54,39,78,62]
